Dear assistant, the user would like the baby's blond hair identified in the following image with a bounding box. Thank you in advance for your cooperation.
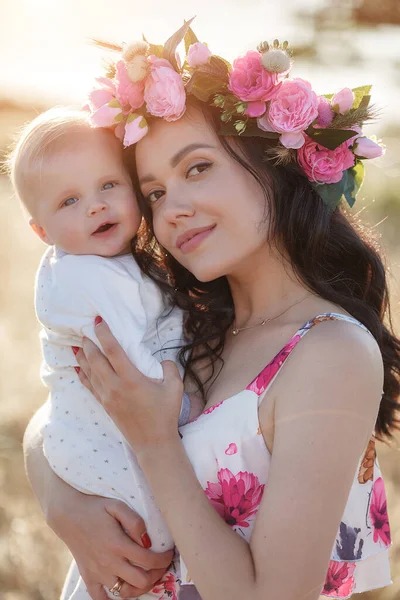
[6,107,92,209]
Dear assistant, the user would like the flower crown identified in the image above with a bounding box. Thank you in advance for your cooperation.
[87,18,384,210]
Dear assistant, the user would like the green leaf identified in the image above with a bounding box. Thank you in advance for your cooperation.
[186,70,227,102]
[219,120,279,139]
[312,161,365,210]
[343,161,364,207]
[108,99,122,109]
[358,94,371,110]
[163,17,195,71]
[149,43,164,58]
[323,93,334,100]
[351,85,372,109]
[306,127,357,150]
[184,25,199,55]
[195,56,230,81]
[312,181,344,211]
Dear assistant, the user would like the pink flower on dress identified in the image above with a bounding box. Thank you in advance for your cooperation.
[229,50,280,103]
[152,571,179,600]
[369,477,391,547]
[258,78,319,149]
[297,134,355,184]
[187,42,212,67]
[225,443,238,456]
[144,56,186,121]
[205,468,265,528]
[247,334,301,395]
[114,60,145,110]
[322,561,356,597]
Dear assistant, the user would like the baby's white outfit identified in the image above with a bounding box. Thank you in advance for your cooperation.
[36,247,184,600]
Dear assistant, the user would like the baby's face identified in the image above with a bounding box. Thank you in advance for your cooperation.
[29,128,141,256]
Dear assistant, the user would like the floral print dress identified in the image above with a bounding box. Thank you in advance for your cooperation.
[178,313,392,599]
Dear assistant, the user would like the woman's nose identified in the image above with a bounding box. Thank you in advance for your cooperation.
[162,195,195,223]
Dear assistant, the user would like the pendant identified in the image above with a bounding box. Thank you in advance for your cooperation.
[232,328,239,336]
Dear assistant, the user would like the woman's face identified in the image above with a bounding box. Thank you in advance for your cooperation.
[135,107,270,282]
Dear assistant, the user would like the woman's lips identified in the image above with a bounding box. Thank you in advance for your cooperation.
[177,225,216,254]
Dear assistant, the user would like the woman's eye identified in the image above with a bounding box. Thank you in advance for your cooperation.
[62,197,78,208]
[102,182,116,190]
[186,162,212,178]
[147,190,164,204]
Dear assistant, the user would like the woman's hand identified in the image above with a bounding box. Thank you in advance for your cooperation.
[75,318,184,454]
[50,491,174,600]
[23,406,174,600]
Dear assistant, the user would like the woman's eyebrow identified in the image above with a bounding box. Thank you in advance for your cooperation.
[139,143,215,186]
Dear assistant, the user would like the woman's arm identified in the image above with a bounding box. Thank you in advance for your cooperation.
[77,318,383,600]
[23,405,174,600]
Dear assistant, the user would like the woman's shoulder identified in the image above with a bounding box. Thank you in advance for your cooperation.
[272,311,384,426]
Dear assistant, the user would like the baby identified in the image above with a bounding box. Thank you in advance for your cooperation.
[8,108,202,600]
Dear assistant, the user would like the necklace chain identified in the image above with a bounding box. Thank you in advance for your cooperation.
[231,294,311,336]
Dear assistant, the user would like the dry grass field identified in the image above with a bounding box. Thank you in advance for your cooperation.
[0,104,399,600]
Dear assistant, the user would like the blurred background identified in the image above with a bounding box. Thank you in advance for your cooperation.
[0,0,399,598]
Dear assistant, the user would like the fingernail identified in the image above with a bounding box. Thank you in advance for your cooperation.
[95,316,103,326]
[74,366,81,374]
[72,346,80,355]
[140,532,152,549]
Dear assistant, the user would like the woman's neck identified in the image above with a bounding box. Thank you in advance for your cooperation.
[227,246,309,329]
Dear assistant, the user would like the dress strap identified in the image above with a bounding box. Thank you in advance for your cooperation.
[246,312,371,398]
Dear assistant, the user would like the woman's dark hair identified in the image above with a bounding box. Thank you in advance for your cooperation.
[127,99,400,441]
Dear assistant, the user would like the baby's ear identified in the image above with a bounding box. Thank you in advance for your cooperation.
[29,218,53,245]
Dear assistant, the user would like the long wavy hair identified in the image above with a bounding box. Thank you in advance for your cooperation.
[126,100,400,441]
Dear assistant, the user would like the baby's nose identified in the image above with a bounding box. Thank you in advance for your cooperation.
[88,201,108,216]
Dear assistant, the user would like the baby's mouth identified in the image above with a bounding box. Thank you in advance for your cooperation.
[93,222,117,235]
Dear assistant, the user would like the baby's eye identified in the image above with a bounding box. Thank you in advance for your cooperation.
[102,182,116,190]
[147,190,164,204]
[62,197,78,208]
[186,162,212,178]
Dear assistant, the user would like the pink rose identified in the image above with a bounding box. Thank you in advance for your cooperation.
[297,135,355,184]
[245,101,266,117]
[88,77,116,111]
[316,96,334,127]
[114,60,145,110]
[332,88,354,114]
[259,78,319,149]
[144,56,186,121]
[229,50,280,103]
[123,114,148,147]
[187,42,212,67]
[354,136,384,159]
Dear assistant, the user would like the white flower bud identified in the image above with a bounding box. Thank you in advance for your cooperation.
[261,48,292,74]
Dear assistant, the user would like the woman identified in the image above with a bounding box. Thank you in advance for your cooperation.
[24,24,398,600]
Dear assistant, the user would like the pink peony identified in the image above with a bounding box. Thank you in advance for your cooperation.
[316,95,334,127]
[89,102,122,128]
[205,468,265,529]
[297,135,355,184]
[152,571,179,600]
[258,78,319,149]
[187,42,212,67]
[245,100,267,117]
[88,77,116,111]
[354,136,384,159]
[123,114,148,147]
[144,56,186,121]
[114,60,145,110]
[322,561,356,598]
[229,50,280,103]
[369,477,391,547]
[332,88,354,114]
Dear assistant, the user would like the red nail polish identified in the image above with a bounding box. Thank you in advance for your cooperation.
[72,346,79,355]
[95,316,103,326]
[74,366,81,374]
[140,532,152,549]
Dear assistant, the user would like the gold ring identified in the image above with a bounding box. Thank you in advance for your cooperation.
[109,577,124,597]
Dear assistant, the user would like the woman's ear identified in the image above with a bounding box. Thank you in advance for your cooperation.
[29,218,53,245]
